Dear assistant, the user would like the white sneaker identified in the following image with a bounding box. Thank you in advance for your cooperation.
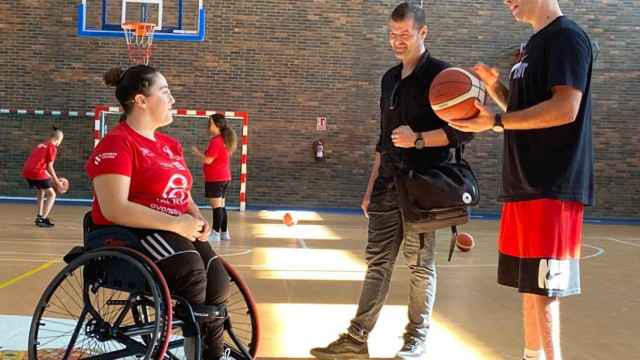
[221,231,231,241]
[209,231,221,241]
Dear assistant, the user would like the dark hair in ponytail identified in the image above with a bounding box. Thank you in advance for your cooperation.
[103,65,159,122]
[210,114,237,154]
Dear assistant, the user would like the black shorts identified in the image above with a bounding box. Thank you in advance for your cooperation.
[205,181,229,198]
[26,178,53,190]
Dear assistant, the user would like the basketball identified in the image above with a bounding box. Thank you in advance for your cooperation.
[282,212,297,227]
[455,232,475,252]
[429,67,487,122]
[56,177,70,194]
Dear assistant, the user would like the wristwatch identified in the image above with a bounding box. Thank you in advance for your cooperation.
[414,133,425,149]
[492,113,505,133]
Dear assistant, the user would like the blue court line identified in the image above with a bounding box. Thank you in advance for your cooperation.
[1,197,638,226]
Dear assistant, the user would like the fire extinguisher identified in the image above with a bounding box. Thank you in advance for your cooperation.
[313,139,324,161]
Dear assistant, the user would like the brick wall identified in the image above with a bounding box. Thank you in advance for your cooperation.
[0,1,638,219]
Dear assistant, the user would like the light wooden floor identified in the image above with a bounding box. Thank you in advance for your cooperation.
[0,203,638,359]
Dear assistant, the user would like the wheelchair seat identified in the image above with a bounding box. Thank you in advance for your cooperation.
[80,212,227,321]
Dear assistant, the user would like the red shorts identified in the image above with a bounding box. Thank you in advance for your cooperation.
[497,199,584,297]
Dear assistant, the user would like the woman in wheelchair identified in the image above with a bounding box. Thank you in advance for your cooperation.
[85,64,230,360]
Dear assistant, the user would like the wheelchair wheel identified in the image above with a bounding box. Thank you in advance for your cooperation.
[222,258,260,359]
[29,249,172,360]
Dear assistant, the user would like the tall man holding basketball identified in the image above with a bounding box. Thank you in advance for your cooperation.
[311,3,471,359]
[449,1,594,359]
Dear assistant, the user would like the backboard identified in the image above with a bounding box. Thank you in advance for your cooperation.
[77,0,205,41]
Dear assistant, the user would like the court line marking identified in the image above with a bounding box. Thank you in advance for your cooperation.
[0,258,64,263]
[0,251,63,256]
[603,237,640,248]
[0,260,56,289]
[0,239,81,245]
[231,264,498,270]
[582,244,605,259]
[218,250,252,257]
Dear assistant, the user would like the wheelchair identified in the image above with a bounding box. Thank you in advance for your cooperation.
[28,212,259,359]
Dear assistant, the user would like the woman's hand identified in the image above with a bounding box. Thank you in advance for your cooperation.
[192,212,211,241]
[172,214,206,241]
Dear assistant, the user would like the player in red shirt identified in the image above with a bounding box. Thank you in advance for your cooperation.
[87,65,230,360]
[22,126,64,227]
[192,114,237,241]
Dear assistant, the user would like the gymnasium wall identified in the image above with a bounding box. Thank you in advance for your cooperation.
[0,0,638,218]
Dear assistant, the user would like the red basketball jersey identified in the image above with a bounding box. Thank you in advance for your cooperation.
[86,122,193,225]
[203,135,231,182]
[22,141,57,180]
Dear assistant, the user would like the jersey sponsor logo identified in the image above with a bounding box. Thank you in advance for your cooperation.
[161,174,188,203]
[94,152,118,165]
[510,61,528,80]
[139,147,154,157]
[538,259,570,290]
[510,46,528,80]
[162,145,180,160]
[150,203,182,216]
[172,161,186,171]
[158,161,187,170]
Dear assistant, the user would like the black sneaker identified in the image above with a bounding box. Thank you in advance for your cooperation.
[41,218,55,227]
[35,217,47,227]
[310,333,369,359]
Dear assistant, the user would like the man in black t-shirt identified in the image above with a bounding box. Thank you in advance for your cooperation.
[449,1,593,360]
[310,3,471,360]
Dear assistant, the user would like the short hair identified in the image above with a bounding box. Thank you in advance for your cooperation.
[390,2,426,28]
[50,126,63,139]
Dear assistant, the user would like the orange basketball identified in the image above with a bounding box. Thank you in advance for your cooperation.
[56,177,70,194]
[282,212,297,227]
[429,67,487,122]
[455,232,475,252]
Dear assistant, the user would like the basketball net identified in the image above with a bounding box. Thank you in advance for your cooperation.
[121,22,156,65]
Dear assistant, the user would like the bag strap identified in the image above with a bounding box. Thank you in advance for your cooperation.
[448,225,458,262]
[455,145,464,163]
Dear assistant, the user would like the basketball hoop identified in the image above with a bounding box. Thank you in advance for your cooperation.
[121,22,156,65]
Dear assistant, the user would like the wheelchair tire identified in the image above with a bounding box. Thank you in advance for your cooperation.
[221,258,260,359]
[29,249,172,360]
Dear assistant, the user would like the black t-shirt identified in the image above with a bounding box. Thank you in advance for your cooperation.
[502,16,594,205]
[376,50,472,187]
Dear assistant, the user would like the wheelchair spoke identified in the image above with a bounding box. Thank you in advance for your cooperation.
[111,293,135,328]
[61,307,90,360]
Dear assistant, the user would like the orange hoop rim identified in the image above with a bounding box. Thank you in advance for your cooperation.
[121,22,156,36]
